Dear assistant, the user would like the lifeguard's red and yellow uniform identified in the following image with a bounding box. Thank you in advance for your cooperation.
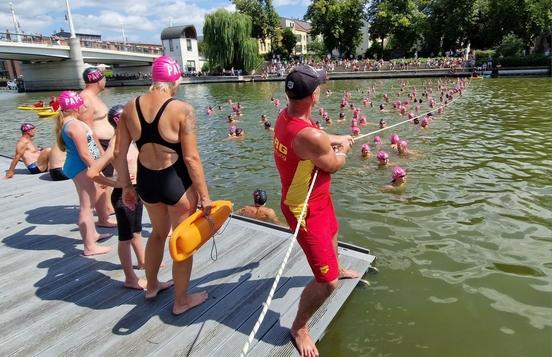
[274,108,339,283]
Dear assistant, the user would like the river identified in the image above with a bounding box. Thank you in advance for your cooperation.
[1,76,551,356]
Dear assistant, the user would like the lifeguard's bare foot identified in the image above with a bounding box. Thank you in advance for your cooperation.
[83,245,112,256]
[172,291,208,315]
[124,278,147,290]
[339,267,360,279]
[145,280,174,299]
[291,327,319,357]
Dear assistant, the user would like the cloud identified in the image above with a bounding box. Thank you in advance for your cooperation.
[273,0,310,6]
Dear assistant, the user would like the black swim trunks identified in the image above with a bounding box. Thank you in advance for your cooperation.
[49,167,70,181]
[111,187,143,241]
[134,96,193,205]
[99,139,114,177]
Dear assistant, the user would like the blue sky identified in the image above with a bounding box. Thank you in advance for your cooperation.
[0,1,310,44]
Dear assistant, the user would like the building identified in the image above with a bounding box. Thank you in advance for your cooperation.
[279,17,314,55]
[160,25,200,73]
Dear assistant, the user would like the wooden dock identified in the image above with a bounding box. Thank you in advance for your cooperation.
[0,156,375,356]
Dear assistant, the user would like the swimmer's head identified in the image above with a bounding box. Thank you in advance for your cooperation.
[253,189,267,206]
[374,135,382,144]
[58,90,84,111]
[264,121,271,129]
[108,104,124,128]
[398,140,408,152]
[351,126,360,136]
[390,133,400,145]
[20,122,36,134]
[229,125,237,134]
[82,67,104,84]
[377,150,389,162]
[235,127,244,136]
[151,55,182,82]
[339,112,345,118]
[392,166,407,181]
[361,143,370,156]
[421,117,429,127]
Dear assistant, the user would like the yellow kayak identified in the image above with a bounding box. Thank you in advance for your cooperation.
[37,110,59,118]
[17,105,53,111]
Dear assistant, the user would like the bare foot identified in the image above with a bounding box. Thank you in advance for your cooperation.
[291,327,319,357]
[145,280,174,300]
[339,267,360,279]
[83,245,112,256]
[96,220,117,228]
[95,233,113,242]
[172,291,208,315]
[124,278,147,290]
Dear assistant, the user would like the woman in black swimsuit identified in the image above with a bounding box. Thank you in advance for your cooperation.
[114,56,213,315]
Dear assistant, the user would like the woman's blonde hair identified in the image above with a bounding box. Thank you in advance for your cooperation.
[149,79,181,94]
[55,110,78,152]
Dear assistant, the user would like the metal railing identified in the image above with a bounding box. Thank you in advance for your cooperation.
[0,32,162,55]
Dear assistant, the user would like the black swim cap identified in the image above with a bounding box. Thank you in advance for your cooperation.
[253,189,267,205]
[82,67,104,84]
[108,104,124,128]
[264,121,271,129]
[235,128,243,135]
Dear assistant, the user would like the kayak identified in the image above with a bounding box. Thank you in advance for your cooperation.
[17,105,53,111]
[37,110,59,118]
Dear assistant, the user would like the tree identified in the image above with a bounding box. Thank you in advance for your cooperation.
[306,0,367,57]
[203,9,262,73]
[281,28,297,55]
[233,0,280,44]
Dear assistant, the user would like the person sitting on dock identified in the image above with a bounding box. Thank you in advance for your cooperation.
[236,189,283,226]
[274,65,360,357]
[5,123,51,178]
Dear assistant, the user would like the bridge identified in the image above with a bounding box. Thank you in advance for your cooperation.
[0,33,162,91]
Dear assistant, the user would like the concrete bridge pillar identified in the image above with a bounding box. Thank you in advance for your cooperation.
[20,37,85,92]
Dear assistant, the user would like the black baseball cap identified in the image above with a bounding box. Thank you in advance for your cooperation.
[285,65,327,100]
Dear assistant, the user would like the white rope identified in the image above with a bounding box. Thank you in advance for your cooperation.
[240,169,319,357]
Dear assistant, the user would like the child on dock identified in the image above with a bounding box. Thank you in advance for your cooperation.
[86,105,146,290]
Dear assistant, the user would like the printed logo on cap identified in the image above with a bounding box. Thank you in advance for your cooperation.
[87,71,103,83]
[287,81,295,89]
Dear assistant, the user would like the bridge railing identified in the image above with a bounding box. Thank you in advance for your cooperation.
[0,32,162,55]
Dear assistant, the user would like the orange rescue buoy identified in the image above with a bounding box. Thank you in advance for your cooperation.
[169,200,233,262]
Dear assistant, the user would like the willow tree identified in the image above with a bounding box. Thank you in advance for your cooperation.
[203,9,261,73]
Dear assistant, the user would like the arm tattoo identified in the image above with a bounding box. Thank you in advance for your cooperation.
[183,106,197,134]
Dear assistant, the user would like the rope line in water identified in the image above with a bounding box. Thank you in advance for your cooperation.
[240,169,319,357]
[239,78,471,355]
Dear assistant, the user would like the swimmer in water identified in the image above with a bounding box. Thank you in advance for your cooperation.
[397,140,416,157]
[382,166,407,193]
[377,150,390,167]
[379,119,386,129]
[236,189,284,226]
[264,120,274,132]
[390,133,400,149]
[361,143,371,158]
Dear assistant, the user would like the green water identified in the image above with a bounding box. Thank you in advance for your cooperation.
[1,77,551,356]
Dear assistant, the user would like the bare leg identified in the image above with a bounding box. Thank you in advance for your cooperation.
[169,188,208,315]
[130,232,146,269]
[73,172,111,256]
[332,234,360,279]
[96,184,116,227]
[143,202,173,299]
[291,280,338,357]
[119,236,146,290]
[37,148,51,172]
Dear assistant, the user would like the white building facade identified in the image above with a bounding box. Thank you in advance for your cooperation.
[160,25,200,73]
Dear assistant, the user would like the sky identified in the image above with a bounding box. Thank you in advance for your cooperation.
[0,0,311,44]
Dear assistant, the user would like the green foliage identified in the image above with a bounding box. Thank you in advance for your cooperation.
[307,39,327,57]
[495,33,525,56]
[281,28,297,55]
[233,0,280,43]
[306,0,367,57]
[495,54,550,67]
[203,9,261,73]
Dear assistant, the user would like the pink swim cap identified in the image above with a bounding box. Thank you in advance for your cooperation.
[361,143,370,152]
[392,166,407,180]
[229,125,237,134]
[421,117,429,127]
[390,133,400,145]
[151,55,182,82]
[374,135,382,144]
[352,126,360,135]
[398,140,408,149]
[59,91,84,111]
[408,112,415,119]
[377,150,389,161]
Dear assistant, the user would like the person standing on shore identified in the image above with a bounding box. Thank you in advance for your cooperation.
[55,91,111,256]
[273,65,359,357]
[114,55,213,315]
[80,67,117,228]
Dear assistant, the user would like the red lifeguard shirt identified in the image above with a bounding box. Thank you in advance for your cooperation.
[273,108,332,224]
